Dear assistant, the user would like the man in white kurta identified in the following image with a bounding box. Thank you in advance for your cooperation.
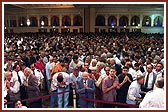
[139,77,164,108]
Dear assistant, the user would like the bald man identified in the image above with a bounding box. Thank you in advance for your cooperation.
[139,77,164,108]
[77,72,95,108]
[4,71,20,108]
[23,67,41,108]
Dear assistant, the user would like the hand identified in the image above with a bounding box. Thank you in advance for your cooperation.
[84,85,88,89]
[123,76,128,83]
[49,88,52,92]
[61,82,66,86]
[23,81,28,87]
[71,82,74,86]
[113,82,118,88]
[126,75,132,83]
[6,81,10,89]
[135,97,143,101]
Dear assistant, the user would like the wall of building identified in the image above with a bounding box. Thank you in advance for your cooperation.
[4,5,164,34]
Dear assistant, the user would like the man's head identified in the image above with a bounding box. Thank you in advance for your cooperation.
[134,63,140,71]
[13,63,21,72]
[155,63,163,72]
[91,67,97,75]
[136,74,144,84]
[122,66,129,75]
[57,73,63,83]
[14,100,22,108]
[104,65,110,76]
[30,63,36,71]
[110,58,116,65]
[5,71,13,81]
[109,66,116,78]
[73,55,79,64]
[72,67,79,77]
[24,67,32,78]
[82,72,89,81]
[155,77,164,88]
[146,64,153,73]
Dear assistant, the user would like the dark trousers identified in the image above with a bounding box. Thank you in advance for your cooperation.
[103,104,114,108]
[20,86,27,106]
[68,85,73,106]
[29,99,42,108]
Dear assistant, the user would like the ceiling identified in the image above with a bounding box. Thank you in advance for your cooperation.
[4,4,164,9]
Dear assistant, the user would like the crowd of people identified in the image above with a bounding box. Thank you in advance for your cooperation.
[3,32,165,108]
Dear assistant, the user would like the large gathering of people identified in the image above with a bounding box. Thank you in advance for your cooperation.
[3,32,165,108]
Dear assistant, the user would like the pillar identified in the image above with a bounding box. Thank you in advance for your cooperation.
[71,14,73,26]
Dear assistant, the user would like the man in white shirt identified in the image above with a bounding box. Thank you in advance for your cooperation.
[142,64,157,93]
[126,74,144,107]
[69,55,84,73]
[139,77,164,108]
[45,56,54,91]
[52,72,70,108]
[4,71,20,108]
[132,63,143,80]
[30,63,44,90]
[153,62,163,78]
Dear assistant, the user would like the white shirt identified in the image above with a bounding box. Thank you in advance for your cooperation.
[52,72,70,88]
[45,61,51,80]
[32,69,44,86]
[128,68,136,78]
[69,60,84,73]
[69,72,82,89]
[126,80,141,104]
[144,72,154,89]
[4,77,20,94]
[139,88,164,108]
[12,70,25,85]
[132,70,143,80]
[154,70,163,79]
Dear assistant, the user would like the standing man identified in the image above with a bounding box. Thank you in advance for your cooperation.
[12,63,27,106]
[154,62,163,78]
[116,66,133,107]
[102,66,119,108]
[52,72,70,108]
[4,71,20,108]
[23,67,41,108]
[69,67,81,107]
[77,72,95,108]
[30,63,44,91]
[142,64,157,94]
[45,56,54,92]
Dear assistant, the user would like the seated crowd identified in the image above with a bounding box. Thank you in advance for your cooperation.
[3,32,164,108]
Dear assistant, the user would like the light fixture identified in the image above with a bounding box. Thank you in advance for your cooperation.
[27,18,30,26]
[146,21,149,25]
[41,20,44,26]
[111,22,114,28]
[124,26,126,28]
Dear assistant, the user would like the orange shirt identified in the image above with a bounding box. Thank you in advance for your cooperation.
[51,63,63,73]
